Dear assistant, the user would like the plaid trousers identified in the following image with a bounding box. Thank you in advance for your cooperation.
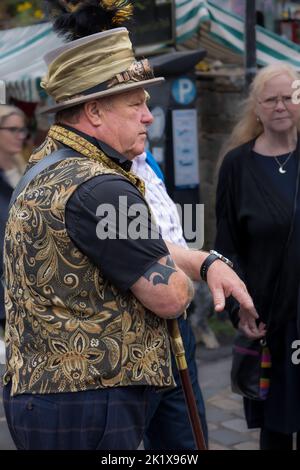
[3,383,154,450]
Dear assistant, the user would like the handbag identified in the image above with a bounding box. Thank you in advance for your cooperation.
[231,332,271,401]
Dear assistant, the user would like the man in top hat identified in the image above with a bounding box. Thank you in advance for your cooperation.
[2,1,258,450]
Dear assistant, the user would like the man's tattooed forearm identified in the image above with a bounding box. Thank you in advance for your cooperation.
[143,255,176,286]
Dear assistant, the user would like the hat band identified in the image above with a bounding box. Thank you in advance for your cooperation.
[61,59,154,102]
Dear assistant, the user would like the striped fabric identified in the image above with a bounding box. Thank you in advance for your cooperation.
[2,1,300,102]
[259,343,271,400]
[0,23,63,102]
[205,1,300,69]
[176,0,210,43]
[131,152,188,248]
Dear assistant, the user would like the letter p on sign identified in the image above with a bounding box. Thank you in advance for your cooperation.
[172,78,196,105]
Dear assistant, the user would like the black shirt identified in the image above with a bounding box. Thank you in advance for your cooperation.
[64,127,169,292]
[216,142,300,433]
[215,140,300,332]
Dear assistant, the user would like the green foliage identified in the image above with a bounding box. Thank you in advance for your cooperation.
[0,1,45,28]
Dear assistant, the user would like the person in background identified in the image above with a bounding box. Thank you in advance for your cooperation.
[138,152,218,349]
[131,151,208,449]
[0,105,26,332]
[215,63,300,450]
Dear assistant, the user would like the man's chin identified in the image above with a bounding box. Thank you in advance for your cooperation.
[128,147,146,159]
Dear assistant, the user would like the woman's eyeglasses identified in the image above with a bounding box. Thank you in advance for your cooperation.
[0,127,28,136]
[258,95,294,109]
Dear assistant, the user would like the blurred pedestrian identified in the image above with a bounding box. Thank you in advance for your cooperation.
[215,63,300,449]
[0,105,26,332]
[131,151,208,449]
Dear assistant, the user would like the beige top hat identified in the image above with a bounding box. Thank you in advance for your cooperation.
[40,1,164,114]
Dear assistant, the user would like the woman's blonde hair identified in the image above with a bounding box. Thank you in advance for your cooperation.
[0,104,26,173]
[221,63,300,158]
[0,104,25,125]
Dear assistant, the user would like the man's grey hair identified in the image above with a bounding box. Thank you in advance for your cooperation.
[55,96,115,125]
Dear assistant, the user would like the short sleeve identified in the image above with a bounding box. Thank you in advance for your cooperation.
[65,174,169,291]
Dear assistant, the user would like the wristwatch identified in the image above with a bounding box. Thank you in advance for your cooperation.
[200,250,234,282]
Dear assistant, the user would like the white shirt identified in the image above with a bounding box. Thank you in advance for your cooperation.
[131,153,187,248]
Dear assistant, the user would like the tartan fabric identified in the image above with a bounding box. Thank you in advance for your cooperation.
[131,153,187,248]
[3,382,153,450]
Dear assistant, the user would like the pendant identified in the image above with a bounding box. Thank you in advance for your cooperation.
[279,167,286,174]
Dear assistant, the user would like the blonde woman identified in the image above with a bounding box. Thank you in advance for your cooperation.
[0,105,26,332]
[215,63,300,449]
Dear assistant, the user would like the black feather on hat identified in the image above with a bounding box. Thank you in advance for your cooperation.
[43,0,133,40]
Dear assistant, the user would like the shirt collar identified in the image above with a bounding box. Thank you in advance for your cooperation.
[135,152,147,161]
[62,124,132,172]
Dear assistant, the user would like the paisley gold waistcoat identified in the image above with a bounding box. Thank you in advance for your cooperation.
[3,126,174,396]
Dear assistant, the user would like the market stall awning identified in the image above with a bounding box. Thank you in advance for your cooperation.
[0,22,63,102]
[176,0,300,69]
[2,1,300,102]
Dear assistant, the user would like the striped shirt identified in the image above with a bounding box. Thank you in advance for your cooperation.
[131,153,187,248]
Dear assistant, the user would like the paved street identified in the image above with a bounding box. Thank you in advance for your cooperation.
[196,347,259,450]
[0,345,259,451]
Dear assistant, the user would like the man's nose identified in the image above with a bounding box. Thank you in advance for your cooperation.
[142,105,154,124]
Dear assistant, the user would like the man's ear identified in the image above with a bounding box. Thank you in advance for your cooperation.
[83,100,102,126]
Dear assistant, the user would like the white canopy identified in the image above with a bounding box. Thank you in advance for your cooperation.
[0,23,63,102]
[1,1,300,102]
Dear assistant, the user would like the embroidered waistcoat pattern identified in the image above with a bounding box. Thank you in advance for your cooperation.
[3,125,174,395]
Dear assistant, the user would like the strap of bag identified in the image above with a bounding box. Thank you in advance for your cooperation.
[9,148,80,211]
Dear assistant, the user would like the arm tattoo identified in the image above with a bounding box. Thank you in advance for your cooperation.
[143,255,176,286]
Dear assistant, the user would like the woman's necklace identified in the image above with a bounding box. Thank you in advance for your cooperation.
[273,150,294,174]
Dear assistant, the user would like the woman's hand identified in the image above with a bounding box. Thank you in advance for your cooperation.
[238,307,267,339]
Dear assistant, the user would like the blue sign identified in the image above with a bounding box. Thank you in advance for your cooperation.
[171,78,196,105]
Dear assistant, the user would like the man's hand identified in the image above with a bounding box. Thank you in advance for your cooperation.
[206,260,258,320]
[164,242,259,323]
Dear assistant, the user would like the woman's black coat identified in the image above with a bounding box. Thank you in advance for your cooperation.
[215,139,300,432]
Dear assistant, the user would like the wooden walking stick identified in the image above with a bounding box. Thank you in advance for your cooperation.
[167,318,208,451]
